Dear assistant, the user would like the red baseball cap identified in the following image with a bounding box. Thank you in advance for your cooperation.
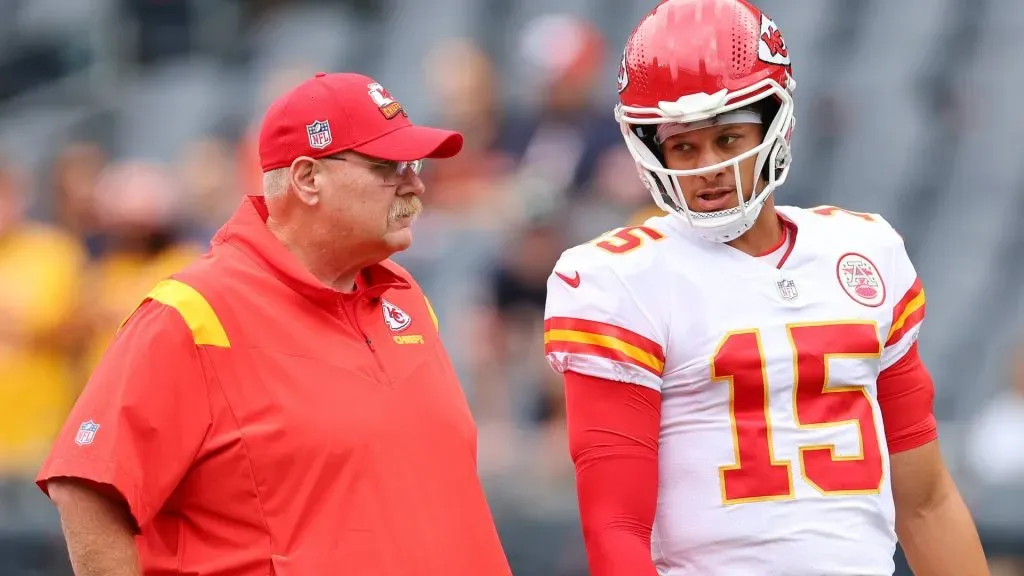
[258,72,464,171]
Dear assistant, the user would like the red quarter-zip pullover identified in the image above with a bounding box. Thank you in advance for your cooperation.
[38,195,510,576]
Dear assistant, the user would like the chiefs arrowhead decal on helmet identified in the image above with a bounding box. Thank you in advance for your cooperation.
[616,46,629,94]
[758,12,791,66]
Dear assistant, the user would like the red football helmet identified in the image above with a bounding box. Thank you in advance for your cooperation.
[615,0,796,242]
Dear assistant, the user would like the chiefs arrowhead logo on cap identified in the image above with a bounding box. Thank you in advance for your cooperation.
[367,82,407,120]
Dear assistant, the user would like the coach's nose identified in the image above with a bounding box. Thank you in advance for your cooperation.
[400,171,426,197]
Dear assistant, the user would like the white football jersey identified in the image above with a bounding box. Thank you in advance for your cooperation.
[544,205,926,576]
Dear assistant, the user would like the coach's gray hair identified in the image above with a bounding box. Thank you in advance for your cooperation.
[262,168,289,199]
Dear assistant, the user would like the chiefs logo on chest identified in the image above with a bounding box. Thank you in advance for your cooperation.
[382,299,412,332]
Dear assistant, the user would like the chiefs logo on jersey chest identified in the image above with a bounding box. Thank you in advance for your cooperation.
[382,299,412,332]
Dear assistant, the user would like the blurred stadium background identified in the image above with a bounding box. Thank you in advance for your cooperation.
[0,0,1022,574]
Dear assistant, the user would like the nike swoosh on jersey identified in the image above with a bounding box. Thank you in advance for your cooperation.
[555,271,581,288]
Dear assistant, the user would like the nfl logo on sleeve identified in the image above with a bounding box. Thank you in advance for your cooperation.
[75,420,100,446]
[306,120,332,149]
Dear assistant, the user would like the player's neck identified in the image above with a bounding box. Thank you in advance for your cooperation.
[725,207,784,257]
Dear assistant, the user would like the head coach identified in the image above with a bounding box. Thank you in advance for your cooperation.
[35,72,512,576]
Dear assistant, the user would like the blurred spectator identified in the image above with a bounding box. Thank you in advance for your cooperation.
[47,140,108,258]
[236,126,264,197]
[480,219,564,419]
[421,38,517,221]
[0,155,87,475]
[529,368,573,483]
[396,39,518,399]
[78,161,203,375]
[236,62,326,197]
[125,0,194,65]
[562,147,658,245]
[499,14,619,208]
[178,134,244,243]
[466,219,565,480]
[966,341,1024,484]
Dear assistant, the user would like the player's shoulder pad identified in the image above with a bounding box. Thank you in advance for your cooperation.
[545,224,669,328]
[118,278,230,348]
[545,227,668,385]
[787,204,904,246]
[554,223,668,283]
[550,242,622,304]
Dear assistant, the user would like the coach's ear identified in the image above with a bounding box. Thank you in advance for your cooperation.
[289,156,321,206]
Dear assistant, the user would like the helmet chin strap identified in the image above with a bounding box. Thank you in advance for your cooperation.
[696,203,763,243]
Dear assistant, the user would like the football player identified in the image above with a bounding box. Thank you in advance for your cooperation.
[543,0,990,574]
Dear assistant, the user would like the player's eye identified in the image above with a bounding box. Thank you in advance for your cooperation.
[671,142,693,153]
[719,134,741,146]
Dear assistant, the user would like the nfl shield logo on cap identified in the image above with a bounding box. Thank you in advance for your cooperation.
[75,420,100,446]
[306,120,332,149]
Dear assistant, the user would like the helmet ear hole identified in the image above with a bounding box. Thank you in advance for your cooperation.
[636,164,669,202]
[634,127,672,199]
[756,97,783,182]
[623,122,680,212]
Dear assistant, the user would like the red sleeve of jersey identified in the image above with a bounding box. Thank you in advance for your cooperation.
[564,371,661,576]
[876,342,937,454]
[36,301,212,528]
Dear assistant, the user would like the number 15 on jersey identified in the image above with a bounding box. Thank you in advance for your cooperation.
[713,321,885,505]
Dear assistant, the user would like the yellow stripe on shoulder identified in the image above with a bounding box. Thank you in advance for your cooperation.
[424,296,439,331]
[888,288,926,341]
[120,279,230,348]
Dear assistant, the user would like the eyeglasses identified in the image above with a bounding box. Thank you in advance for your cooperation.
[323,154,424,182]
